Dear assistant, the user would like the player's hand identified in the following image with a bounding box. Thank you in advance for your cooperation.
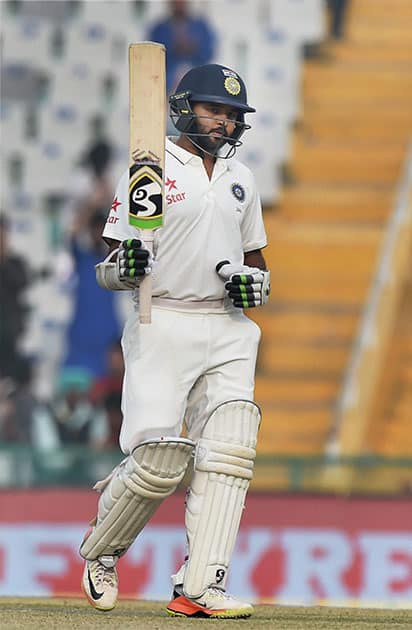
[117,239,151,282]
[216,260,270,308]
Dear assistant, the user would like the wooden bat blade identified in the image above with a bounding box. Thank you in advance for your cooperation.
[129,42,166,324]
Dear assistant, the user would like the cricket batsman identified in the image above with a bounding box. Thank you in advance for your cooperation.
[79,62,270,619]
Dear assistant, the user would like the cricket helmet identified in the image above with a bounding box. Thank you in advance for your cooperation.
[169,64,255,156]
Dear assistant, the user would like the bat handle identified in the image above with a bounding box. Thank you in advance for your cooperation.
[139,273,152,324]
[139,233,154,324]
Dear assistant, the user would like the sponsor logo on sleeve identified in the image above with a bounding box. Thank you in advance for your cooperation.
[108,196,121,223]
[111,197,121,212]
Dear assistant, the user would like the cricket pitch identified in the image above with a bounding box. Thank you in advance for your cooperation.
[1,597,412,629]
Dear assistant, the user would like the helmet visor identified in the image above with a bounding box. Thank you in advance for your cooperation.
[189,93,255,113]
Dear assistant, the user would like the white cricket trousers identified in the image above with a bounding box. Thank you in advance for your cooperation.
[119,303,261,453]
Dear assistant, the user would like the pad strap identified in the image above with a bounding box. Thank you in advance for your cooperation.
[80,438,194,560]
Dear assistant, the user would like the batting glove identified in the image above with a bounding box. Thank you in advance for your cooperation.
[216,260,270,308]
[117,239,151,281]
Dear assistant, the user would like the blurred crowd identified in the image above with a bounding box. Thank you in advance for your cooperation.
[0,0,351,462]
[0,0,221,456]
[0,128,124,454]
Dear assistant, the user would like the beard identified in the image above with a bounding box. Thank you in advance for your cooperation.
[190,119,228,155]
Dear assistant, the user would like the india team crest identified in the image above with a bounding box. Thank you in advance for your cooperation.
[224,76,241,96]
[231,182,246,202]
[129,150,163,229]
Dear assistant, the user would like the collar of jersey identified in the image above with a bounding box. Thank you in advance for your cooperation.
[166,136,201,164]
[166,136,229,170]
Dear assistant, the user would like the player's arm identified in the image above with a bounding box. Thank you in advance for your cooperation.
[216,248,270,308]
[244,248,267,271]
[95,237,151,291]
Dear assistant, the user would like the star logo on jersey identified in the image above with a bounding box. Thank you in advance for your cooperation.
[165,177,187,206]
[165,177,177,192]
[111,197,121,212]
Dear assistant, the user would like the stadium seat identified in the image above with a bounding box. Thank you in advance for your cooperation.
[271,0,327,45]
[2,17,51,71]
[65,21,113,73]
[49,62,104,113]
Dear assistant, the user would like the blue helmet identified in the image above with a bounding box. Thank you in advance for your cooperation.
[169,64,255,155]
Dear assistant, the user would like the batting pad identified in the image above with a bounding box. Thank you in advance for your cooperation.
[80,438,194,560]
[182,400,261,598]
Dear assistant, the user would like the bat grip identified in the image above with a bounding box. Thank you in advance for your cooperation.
[139,233,154,324]
[139,273,152,324]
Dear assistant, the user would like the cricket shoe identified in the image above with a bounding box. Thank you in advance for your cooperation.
[82,557,118,611]
[166,584,253,619]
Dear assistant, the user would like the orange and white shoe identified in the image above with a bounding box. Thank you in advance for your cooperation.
[82,557,118,611]
[166,584,253,619]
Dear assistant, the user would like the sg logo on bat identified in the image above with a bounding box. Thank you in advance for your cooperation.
[129,150,163,229]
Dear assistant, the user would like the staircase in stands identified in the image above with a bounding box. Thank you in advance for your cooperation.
[250,0,412,470]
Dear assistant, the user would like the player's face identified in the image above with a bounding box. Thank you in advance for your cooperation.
[192,102,239,152]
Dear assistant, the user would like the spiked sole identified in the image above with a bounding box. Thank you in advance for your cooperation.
[166,608,252,619]
[166,595,252,619]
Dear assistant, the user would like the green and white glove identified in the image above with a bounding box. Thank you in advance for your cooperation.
[96,239,152,291]
[117,239,151,280]
[216,260,270,308]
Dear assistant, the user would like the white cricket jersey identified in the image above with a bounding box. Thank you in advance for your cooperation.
[103,137,267,301]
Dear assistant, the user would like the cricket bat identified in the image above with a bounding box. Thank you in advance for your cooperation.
[129,42,166,324]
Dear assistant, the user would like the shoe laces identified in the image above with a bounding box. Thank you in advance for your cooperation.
[204,586,229,600]
[94,561,116,588]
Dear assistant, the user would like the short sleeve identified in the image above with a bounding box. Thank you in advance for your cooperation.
[102,170,141,243]
[241,173,267,253]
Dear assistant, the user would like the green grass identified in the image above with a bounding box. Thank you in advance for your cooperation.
[0,598,411,629]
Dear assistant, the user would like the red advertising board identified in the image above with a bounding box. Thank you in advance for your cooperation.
[1,490,411,605]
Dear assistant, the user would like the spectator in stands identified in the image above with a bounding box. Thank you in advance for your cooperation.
[62,115,115,233]
[90,339,123,408]
[0,360,36,444]
[147,0,216,94]
[50,369,104,446]
[0,213,30,382]
[89,339,124,449]
[83,115,113,181]
[35,366,121,451]
[100,390,123,449]
[30,369,107,471]
[327,0,350,39]
[60,208,122,382]
[0,212,53,448]
[0,382,20,443]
